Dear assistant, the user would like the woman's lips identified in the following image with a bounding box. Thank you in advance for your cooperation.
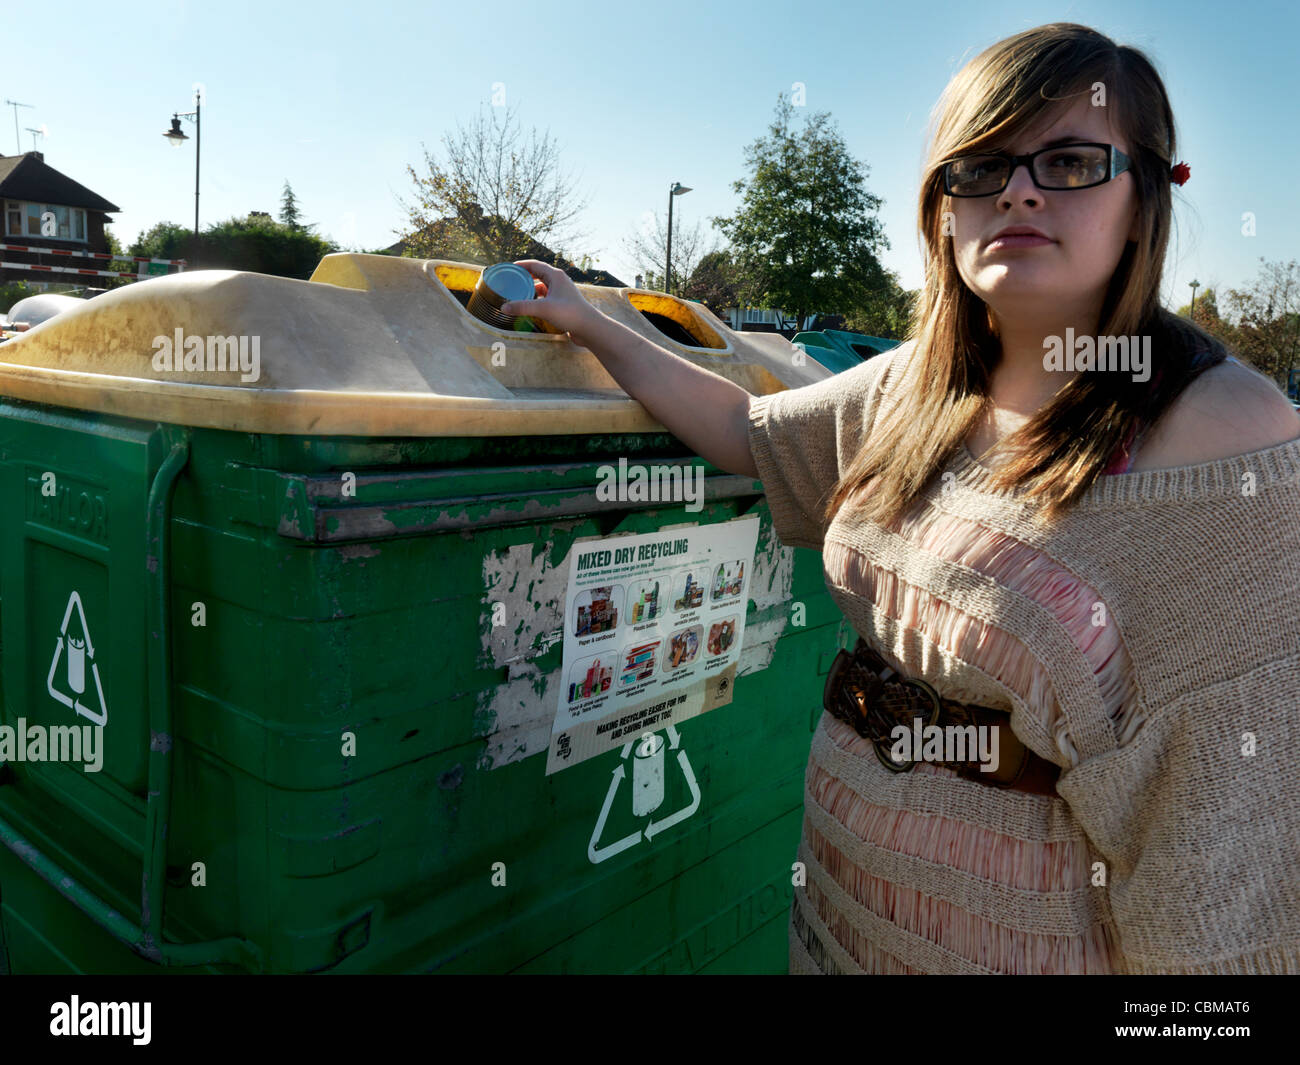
[987,234,1054,250]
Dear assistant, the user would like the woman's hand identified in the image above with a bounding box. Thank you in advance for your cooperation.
[500,260,606,347]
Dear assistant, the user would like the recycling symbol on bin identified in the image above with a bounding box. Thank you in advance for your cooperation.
[587,723,700,864]
[46,590,108,726]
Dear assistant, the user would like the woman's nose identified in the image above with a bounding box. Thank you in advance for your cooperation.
[999,162,1041,205]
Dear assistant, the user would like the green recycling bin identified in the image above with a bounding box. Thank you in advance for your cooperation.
[789,331,860,373]
[0,253,847,973]
[791,329,901,374]
[821,330,901,360]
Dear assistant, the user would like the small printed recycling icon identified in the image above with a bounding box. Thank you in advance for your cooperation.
[46,590,108,726]
[587,724,700,864]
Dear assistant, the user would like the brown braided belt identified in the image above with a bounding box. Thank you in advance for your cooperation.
[822,639,1061,795]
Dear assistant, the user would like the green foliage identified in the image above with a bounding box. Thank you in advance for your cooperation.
[843,269,917,339]
[128,215,339,279]
[1175,261,1300,386]
[100,224,136,288]
[128,221,195,262]
[0,279,38,316]
[712,94,892,327]
[681,250,740,314]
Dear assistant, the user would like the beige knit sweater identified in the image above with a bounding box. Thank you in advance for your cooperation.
[748,346,1300,974]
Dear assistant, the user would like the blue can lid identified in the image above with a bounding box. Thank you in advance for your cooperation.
[481,262,537,302]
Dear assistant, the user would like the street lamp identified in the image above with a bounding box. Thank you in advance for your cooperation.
[665,181,692,295]
[163,89,201,237]
[1189,279,1200,320]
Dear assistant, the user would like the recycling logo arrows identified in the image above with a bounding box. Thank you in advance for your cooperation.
[587,724,700,864]
[46,590,108,726]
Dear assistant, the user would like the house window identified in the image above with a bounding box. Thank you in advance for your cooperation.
[7,200,89,243]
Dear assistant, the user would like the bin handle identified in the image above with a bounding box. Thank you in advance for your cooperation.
[0,427,261,970]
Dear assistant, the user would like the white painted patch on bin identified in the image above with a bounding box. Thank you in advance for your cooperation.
[477,538,573,770]
[737,530,794,677]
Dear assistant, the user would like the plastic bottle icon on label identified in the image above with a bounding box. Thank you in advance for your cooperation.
[632,733,665,817]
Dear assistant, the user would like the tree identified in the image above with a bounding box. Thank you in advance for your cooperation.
[623,210,715,297]
[712,94,891,328]
[129,221,196,263]
[1218,259,1300,385]
[680,249,740,315]
[844,268,917,339]
[280,181,302,230]
[102,224,134,288]
[397,102,590,264]
[1175,287,1229,337]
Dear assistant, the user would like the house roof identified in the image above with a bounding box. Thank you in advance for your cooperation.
[0,152,121,213]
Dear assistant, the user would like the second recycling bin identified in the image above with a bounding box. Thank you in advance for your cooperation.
[0,253,848,973]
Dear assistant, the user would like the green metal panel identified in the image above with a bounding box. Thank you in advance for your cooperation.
[0,398,845,973]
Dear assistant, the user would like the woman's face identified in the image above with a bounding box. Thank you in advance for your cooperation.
[948,96,1140,328]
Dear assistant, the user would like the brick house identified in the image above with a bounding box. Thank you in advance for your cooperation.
[0,151,121,289]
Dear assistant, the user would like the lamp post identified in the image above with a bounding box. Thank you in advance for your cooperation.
[1189,279,1200,320]
[665,181,691,295]
[163,89,201,237]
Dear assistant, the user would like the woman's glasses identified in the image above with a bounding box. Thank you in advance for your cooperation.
[942,142,1131,197]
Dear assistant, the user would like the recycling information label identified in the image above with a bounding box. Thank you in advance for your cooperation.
[545,516,760,775]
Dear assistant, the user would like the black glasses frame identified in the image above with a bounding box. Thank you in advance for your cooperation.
[941,142,1132,197]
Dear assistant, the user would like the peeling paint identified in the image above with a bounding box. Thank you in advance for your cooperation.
[278,511,302,538]
[339,543,381,561]
[476,538,571,768]
[479,541,570,668]
[738,527,795,678]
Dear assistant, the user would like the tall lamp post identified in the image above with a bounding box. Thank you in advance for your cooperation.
[1189,279,1200,320]
[163,89,202,237]
[665,181,691,295]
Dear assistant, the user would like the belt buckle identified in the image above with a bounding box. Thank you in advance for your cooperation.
[822,648,855,716]
[872,675,942,773]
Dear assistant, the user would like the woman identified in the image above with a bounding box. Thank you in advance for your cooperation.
[502,23,1300,973]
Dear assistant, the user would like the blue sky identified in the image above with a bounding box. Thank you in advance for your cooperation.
[6,0,1295,311]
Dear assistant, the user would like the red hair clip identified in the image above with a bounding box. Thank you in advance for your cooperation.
[1170,162,1190,186]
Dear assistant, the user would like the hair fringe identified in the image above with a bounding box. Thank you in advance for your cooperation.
[823,22,1227,531]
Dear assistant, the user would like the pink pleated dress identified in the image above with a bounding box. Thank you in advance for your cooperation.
[792,416,1146,975]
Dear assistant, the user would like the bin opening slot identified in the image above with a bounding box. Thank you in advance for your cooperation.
[429,262,567,334]
[429,263,478,310]
[625,292,725,350]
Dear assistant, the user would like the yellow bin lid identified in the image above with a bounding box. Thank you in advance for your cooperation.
[0,253,829,436]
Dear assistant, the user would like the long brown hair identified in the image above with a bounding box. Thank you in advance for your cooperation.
[824,22,1227,530]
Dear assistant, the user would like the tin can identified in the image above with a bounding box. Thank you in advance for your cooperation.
[467,262,537,330]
